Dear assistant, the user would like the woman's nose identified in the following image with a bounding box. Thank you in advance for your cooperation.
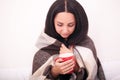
[62,27,68,33]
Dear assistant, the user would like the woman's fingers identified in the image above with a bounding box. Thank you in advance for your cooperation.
[62,59,75,69]
[60,59,75,74]
[61,44,67,48]
[60,44,73,53]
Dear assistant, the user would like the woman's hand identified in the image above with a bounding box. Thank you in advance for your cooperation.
[51,44,75,77]
[59,44,73,54]
[51,58,75,77]
[59,44,80,73]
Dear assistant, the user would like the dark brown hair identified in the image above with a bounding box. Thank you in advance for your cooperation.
[45,0,88,45]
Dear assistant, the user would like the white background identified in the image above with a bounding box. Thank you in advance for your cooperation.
[0,0,120,79]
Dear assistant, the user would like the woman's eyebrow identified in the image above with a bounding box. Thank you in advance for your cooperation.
[56,21,75,23]
[56,21,63,24]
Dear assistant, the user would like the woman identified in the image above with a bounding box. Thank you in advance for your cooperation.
[30,0,106,80]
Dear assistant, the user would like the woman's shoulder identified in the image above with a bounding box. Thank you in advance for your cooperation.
[80,36,97,56]
[75,46,93,56]
[34,49,51,60]
[80,36,95,48]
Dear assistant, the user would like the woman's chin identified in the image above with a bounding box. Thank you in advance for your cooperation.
[61,35,69,39]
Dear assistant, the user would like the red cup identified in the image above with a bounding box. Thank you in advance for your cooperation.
[59,53,74,61]
[56,53,75,74]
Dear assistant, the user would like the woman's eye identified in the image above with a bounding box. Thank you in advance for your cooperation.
[57,23,62,26]
[68,23,75,27]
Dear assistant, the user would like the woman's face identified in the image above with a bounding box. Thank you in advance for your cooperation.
[54,12,76,39]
